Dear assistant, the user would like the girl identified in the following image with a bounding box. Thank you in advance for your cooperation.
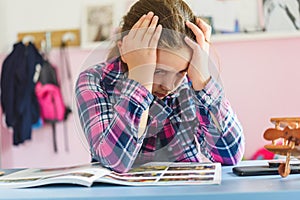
[76,0,245,173]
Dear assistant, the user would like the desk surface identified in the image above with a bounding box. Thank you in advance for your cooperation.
[1,160,300,200]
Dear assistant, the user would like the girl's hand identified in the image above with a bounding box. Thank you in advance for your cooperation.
[185,18,212,91]
[119,12,162,88]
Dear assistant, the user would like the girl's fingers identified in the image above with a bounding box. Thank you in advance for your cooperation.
[124,11,160,54]
[196,18,212,42]
[140,12,154,28]
[134,12,154,41]
[128,14,147,38]
[149,24,162,48]
[184,36,198,52]
[186,20,206,48]
[143,15,159,41]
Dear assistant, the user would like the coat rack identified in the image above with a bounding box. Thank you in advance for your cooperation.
[17,29,80,50]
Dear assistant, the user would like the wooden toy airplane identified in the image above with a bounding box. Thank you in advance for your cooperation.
[263,117,300,177]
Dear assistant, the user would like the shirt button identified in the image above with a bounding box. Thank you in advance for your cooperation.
[204,95,212,104]
[168,146,173,151]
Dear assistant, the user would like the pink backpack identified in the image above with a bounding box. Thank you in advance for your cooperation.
[35,82,66,122]
[35,61,66,122]
[35,61,69,152]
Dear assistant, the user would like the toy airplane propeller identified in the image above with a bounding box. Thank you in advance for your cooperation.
[263,117,300,178]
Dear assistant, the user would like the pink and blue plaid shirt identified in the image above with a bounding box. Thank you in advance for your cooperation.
[75,58,245,172]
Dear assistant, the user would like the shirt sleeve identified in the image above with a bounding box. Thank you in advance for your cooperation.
[75,65,153,173]
[193,78,245,165]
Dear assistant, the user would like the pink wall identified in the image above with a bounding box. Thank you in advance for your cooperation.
[214,37,300,159]
[1,36,300,168]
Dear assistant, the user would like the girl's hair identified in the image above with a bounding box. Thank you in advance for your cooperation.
[107,0,197,62]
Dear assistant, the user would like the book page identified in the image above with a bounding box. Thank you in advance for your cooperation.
[0,162,221,188]
[97,162,221,186]
[0,163,110,188]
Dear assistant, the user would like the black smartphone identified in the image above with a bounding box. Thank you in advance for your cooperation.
[232,164,300,176]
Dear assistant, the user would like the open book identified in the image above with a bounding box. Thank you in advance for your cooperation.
[0,162,221,188]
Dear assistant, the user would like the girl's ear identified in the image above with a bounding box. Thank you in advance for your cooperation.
[117,40,127,63]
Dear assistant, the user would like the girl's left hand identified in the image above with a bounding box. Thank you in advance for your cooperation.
[185,18,212,91]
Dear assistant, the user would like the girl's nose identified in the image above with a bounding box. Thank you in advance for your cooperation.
[160,84,171,92]
[160,77,175,91]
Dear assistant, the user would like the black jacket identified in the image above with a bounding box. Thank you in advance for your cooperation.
[1,42,43,145]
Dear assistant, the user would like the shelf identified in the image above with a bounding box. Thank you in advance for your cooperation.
[211,31,300,43]
[5,31,297,53]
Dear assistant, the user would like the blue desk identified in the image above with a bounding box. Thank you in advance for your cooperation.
[1,160,300,200]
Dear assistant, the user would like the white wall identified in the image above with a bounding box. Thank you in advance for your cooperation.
[0,0,259,53]
[185,0,260,32]
[0,0,81,52]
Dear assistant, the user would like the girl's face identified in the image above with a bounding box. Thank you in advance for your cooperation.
[152,47,192,99]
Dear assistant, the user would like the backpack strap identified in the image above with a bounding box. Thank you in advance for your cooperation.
[51,122,58,153]
[59,43,73,152]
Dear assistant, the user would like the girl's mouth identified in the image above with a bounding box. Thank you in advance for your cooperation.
[153,92,168,99]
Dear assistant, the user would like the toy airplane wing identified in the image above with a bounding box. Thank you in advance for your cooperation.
[263,117,300,177]
[270,117,300,129]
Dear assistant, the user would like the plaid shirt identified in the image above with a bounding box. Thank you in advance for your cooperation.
[76,58,245,172]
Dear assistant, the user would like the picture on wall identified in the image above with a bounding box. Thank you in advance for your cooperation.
[261,0,300,31]
[81,2,115,48]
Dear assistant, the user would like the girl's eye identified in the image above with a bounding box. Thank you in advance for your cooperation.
[154,70,166,75]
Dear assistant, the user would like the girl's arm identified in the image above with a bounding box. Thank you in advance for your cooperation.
[75,65,153,173]
[185,18,245,164]
[76,12,162,173]
[193,78,245,165]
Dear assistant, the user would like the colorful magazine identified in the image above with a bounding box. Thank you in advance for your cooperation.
[0,162,221,188]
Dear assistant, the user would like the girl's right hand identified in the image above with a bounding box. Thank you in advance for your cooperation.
[119,12,162,88]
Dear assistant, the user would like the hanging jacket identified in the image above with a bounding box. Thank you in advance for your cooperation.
[0,42,43,145]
